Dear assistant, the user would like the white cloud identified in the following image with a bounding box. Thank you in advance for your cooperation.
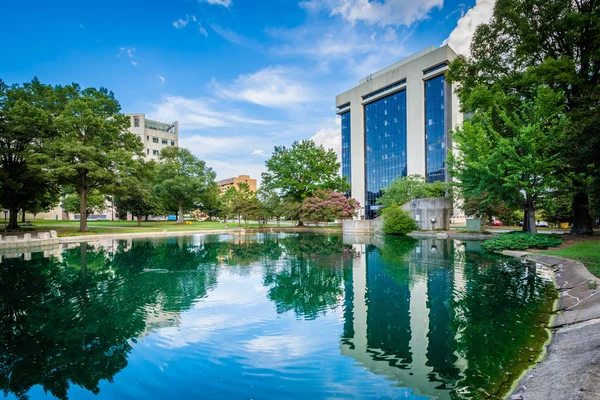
[311,127,341,160]
[203,158,267,183]
[268,22,411,79]
[118,47,136,58]
[251,149,266,156]
[78,24,84,28]
[214,66,313,108]
[181,135,258,157]
[211,24,260,49]
[131,61,138,67]
[150,96,274,129]
[158,75,166,84]
[199,0,232,7]
[173,15,193,29]
[443,0,495,55]
[199,25,208,37]
[244,335,312,357]
[301,0,443,27]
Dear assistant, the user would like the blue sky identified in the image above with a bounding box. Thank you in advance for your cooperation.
[1,0,492,182]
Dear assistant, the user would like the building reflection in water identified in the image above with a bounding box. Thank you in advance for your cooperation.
[340,236,467,399]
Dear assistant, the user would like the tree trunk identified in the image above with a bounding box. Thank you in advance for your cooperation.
[570,191,594,235]
[21,211,25,223]
[79,187,88,232]
[524,205,537,234]
[137,216,142,227]
[7,208,19,230]
[522,209,530,233]
[177,202,184,224]
[277,218,280,227]
[487,214,493,227]
[145,215,149,222]
[297,220,304,227]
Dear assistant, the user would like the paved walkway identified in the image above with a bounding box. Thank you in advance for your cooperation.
[504,252,600,400]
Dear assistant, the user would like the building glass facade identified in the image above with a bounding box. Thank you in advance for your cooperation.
[341,112,351,196]
[364,90,407,219]
[425,75,447,183]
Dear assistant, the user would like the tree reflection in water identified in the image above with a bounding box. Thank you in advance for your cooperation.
[0,233,555,400]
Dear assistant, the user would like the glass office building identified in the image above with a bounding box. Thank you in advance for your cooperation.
[336,45,461,220]
[341,111,351,196]
[424,75,447,183]
[364,90,407,219]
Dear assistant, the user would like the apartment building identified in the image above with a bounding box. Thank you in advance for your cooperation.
[126,113,179,160]
[216,175,257,194]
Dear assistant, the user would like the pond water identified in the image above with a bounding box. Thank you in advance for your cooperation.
[0,233,556,400]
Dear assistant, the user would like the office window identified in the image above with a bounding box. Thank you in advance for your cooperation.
[340,111,351,196]
[149,122,157,129]
[134,116,140,127]
[425,74,447,183]
[152,137,159,143]
[423,63,448,75]
[171,140,175,146]
[153,150,159,156]
[146,135,149,141]
[162,139,168,145]
[146,149,150,155]
[364,89,407,219]
[362,79,406,100]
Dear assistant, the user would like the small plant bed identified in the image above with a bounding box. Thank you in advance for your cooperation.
[482,232,563,252]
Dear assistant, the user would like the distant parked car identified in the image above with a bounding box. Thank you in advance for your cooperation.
[491,221,503,226]
[518,221,524,226]
[536,221,549,227]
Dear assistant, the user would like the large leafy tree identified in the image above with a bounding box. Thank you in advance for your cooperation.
[155,147,216,224]
[62,190,107,218]
[113,160,161,226]
[450,86,568,233]
[46,85,141,232]
[262,140,349,225]
[448,0,600,234]
[0,79,62,229]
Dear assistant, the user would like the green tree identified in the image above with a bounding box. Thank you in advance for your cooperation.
[449,86,568,233]
[219,186,237,223]
[447,0,600,234]
[114,160,160,226]
[377,174,449,210]
[46,85,141,232]
[155,147,216,224]
[62,190,107,217]
[262,140,349,224]
[0,79,62,229]
[258,187,285,226]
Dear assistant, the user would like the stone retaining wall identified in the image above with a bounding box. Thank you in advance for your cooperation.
[0,231,59,250]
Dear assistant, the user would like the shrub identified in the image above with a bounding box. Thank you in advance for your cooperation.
[482,232,563,252]
[382,204,418,235]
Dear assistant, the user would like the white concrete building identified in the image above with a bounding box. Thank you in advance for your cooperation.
[126,113,179,160]
[336,45,463,219]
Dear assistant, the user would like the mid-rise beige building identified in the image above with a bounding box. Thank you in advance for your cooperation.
[217,175,257,194]
[126,113,179,160]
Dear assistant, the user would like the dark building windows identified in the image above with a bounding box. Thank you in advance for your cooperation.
[341,111,351,196]
[425,75,447,183]
[133,116,140,127]
[364,90,407,219]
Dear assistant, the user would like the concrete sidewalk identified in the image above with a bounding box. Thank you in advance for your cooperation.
[504,252,600,400]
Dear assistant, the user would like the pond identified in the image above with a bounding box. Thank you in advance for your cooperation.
[0,233,556,400]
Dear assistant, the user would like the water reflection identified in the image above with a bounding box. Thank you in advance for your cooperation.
[0,233,555,400]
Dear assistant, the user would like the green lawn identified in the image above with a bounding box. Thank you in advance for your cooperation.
[539,239,600,278]
[9,219,296,237]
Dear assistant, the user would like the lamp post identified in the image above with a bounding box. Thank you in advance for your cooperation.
[3,209,8,237]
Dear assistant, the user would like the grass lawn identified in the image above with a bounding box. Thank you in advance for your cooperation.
[539,238,600,278]
[8,219,297,237]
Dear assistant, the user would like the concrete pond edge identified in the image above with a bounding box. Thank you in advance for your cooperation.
[501,251,600,400]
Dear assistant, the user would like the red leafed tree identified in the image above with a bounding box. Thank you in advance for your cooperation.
[300,190,359,224]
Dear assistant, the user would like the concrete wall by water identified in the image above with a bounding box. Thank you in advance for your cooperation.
[402,198,450,231]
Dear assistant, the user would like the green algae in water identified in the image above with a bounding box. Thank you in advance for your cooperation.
[0,233,556,400]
